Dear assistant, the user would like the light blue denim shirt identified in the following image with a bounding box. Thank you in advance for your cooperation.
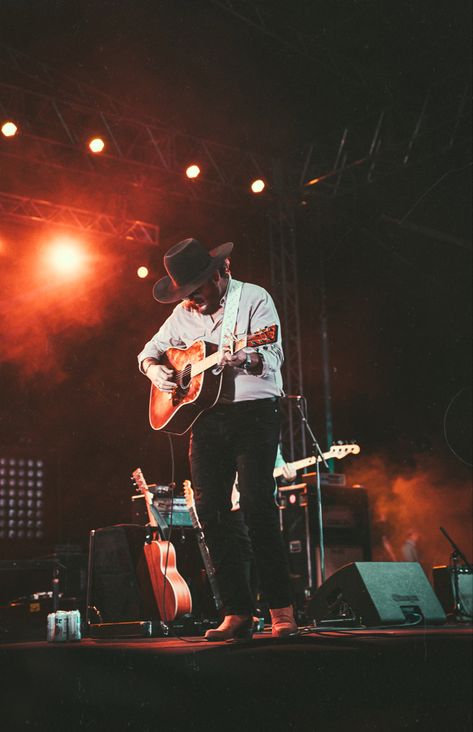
[138,279,284,402]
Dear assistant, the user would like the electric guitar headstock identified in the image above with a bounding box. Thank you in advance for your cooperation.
[325,443,361,460]
[183,479,195,510]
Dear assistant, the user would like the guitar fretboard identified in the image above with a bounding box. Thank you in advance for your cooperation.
[190,336,247,378]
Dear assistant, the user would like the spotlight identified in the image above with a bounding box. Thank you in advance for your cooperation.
[137,266,149,279]
[88,137,105,154]
[1,121,18,138]
[0,455,46,540]
[250,179,265,194]
[44,237,89,279]
[185,164,201,179]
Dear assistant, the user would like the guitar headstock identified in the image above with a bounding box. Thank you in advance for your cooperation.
[183,479,195,509]
[325,443,360,460]
[247,324,278,348]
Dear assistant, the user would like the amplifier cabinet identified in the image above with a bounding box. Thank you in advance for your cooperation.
[278,484,371,596]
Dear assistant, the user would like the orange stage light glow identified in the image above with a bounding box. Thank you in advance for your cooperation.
[185,164,201,179]
[137,266,149,279]
[1,121,18,137]
[88,137,105,154]
[44,237,89,279]
[250,179,265,194]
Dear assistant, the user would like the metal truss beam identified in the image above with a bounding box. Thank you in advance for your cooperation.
[0,81,273,207]
[295,78,472,200]
[0,42,129,115]
[208,0,353,86]
[268,195,305,461]
[0,191,159,245]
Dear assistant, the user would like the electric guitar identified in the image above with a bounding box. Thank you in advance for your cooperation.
[273,443,361,478]
[132,468,192,622]
[183,480,223,612]
[149,324,278,434]
[231,443,361,510]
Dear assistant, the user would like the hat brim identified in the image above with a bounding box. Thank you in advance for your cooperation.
[153,241,234,303]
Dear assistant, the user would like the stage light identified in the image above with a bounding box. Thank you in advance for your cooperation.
[137,266,149,279]
[88,137,105,154]
[0,456,45,540]
[186,164,201,179]
[1,121,18,138]
[250,179,265,194]
[44,237,89,279]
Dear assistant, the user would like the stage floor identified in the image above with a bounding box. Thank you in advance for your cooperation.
[1,625,472,732]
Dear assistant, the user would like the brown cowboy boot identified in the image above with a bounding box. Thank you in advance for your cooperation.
[270,606,298,638]
[205,614,254,642]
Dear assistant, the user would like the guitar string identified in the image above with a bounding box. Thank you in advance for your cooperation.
[171,335,273,382]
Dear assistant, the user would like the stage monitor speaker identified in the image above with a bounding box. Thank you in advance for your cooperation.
[308,562,447,626]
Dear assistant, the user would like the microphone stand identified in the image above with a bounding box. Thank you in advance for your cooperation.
[296,397,329,587]
[440,526,473,619]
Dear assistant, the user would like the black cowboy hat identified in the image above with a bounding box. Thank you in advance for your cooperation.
[152,238,234,303]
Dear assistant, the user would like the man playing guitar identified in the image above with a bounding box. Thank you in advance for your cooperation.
[138,237,297,640]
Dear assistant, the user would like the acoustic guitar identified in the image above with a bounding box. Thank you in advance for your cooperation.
[149,324,278,434]
[132,468,192,622]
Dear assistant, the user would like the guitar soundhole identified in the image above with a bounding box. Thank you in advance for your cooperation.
[178,365,192,390]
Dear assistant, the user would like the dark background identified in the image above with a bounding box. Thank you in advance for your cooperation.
[0,1,471,570]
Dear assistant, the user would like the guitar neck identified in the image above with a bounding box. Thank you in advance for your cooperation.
[273,444,360,478]
[190,336,247,378]
[187,503,202,531]
[186,500,222,610]
[273,456,316,478]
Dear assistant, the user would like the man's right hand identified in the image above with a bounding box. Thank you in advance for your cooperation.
[146,364,176,392]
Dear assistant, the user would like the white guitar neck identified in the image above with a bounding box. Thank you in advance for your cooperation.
[273,456,316,478]
[273,444,360,478]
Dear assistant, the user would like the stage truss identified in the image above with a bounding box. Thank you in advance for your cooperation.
[1,41,471,459]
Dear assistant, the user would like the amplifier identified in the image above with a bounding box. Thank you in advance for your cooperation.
[278,483,371,597]
[304,472,346,487]
[131,493,192,528]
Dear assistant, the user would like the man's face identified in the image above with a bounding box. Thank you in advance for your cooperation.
[185,271,225,315]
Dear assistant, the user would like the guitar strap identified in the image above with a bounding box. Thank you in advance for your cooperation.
[218,277,243,355]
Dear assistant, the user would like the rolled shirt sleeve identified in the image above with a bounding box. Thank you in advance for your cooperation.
[245,286,283,377]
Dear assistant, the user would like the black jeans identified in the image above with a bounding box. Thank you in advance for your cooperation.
[189,397,293,614]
